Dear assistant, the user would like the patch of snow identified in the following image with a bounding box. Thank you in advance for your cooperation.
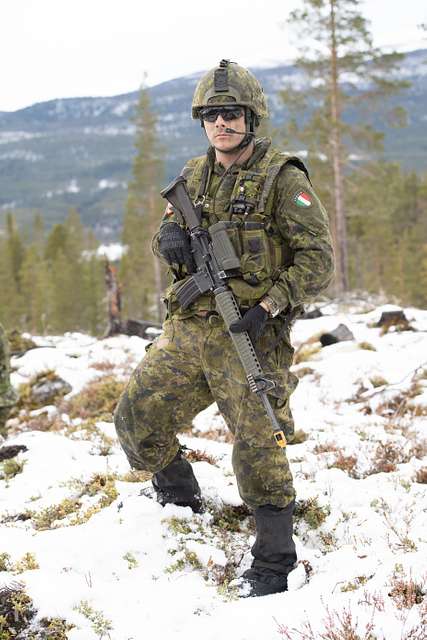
[0,150,43,162]
[97,178,118,190]
[96,243,126,261]
[112,101,134,117]
[83,125,135,136]
[66,179,80,194]
[0,131,43,145]
[1,301,426,639]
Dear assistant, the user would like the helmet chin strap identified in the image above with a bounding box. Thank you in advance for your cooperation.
[215,133,252,154]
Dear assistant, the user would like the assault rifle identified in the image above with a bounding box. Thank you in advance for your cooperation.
[160,175,287,450]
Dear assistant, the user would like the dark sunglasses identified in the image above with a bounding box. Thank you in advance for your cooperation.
[200,106,245,122]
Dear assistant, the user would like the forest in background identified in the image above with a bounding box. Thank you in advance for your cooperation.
[0,0,426,335]
[1,144,426,336]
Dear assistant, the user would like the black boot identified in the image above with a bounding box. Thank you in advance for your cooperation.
[152,449,203,513]
[240,501,297,597]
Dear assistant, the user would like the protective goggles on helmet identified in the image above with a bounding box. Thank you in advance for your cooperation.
[200,106,245,122]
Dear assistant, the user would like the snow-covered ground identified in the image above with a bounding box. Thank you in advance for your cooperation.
[1,302,426,639]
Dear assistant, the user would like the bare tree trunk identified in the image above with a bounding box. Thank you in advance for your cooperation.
[104,260,122,337]
[329,0,348,293]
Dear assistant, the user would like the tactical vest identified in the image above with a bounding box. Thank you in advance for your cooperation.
[167,139,308,314]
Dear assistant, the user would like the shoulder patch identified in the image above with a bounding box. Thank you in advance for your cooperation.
[293,190,312,208]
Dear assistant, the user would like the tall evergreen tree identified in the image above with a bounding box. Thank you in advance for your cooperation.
[120,81,165,322]
[0,215,26,327]
[281,0,409,292]
[6,213,25,293]
[20,245,50,334]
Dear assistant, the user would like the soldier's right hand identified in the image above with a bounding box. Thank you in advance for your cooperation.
[158,222,196,273]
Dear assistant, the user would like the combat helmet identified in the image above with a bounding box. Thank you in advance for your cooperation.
[192,59,268,125]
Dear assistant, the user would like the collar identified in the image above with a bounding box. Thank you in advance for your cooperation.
[208,137,272,176]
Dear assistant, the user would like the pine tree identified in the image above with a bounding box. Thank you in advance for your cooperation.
[6,213,25,293]
[0,236,23,328]
[282,0,409,292]
[20,245,50,334]
[120,82,165,322]
[44,223,68,262]
[0,215,26,327]
[82,255,105,336]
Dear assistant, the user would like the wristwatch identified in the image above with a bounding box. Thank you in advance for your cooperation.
[261,295,281,318]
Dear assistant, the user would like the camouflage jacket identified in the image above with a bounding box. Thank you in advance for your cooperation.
[155,138,334,318]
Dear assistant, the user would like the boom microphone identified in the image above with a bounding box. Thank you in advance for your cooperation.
[224,128,256,136]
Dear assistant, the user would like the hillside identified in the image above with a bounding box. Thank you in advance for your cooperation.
[0,49,426,239]
[0,300,426,638]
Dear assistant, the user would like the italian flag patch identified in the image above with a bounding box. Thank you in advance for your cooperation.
[294,190,312,208]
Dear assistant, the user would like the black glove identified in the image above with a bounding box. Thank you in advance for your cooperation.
[158,222,195,273]
[229,304,269,344]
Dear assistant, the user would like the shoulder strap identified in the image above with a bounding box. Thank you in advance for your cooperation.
[181,155,209,202]
[258,152,310,213]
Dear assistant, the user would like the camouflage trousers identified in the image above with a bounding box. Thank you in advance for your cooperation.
[114,314,298,509]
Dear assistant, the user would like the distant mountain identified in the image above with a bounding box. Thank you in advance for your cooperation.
[1,49,426,240]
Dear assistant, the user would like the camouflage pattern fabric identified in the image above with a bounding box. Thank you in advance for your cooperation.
[191,60,269,120]
[0,323,18,435]
[116,137,334,510]
[155,138,334,318]
[114,315,297,509]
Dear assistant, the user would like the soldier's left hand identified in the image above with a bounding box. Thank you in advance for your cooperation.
[229,305,269,344]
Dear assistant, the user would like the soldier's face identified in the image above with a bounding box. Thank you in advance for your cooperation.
[203,110,246,152]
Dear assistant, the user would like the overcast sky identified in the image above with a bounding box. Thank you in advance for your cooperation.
[1,0,426,112]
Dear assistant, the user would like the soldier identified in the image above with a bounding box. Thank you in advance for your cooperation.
[0,323,18,437]
[114,60,334,597]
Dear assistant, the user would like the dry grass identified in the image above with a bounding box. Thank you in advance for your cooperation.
[210,503,252,533]
[277,587,427,640]
[294,366,316,379]
[371,498,417,553]
[184,449,219,466]
[294,343,322,365]
[408,438,427,460]
[367,441,401,475]
[366,437,427,477]
[289,429,308,444]
[376,383,426,420]
[64,375,126,421]
[328,452,359,478]
[89,360,117,372]
[358,342,377,352]
[14,370,69,413]
[7,330,37,355]
[379,318,415,335]
[294,497,329,530]
[415,467,427,484]
[25,472,119,531]
[388,569,425,610]
[313,442,339,454]
[275,604,377,640]
[17,413,68,434]
[120,469,152,483]
[369,376,388,388]
[191,425,234,444]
